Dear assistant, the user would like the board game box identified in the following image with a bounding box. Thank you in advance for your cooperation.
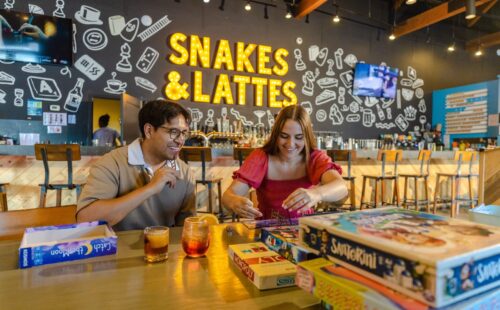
[298,207,500,307]
[228,242,297,290]
[260,226,318,264]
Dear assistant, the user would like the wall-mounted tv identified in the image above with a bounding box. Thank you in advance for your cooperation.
[352,63,399,99]
[0,9,72,65]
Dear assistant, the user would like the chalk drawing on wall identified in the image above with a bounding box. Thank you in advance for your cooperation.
[21,63,45,74]
[60,66,72,78]
[49,105,60,111]
[74,5,103,25]
[395,114,409,131]
[83,28,108,51]
[141,15,152,26]
[300,101,313,115]
[301,68,319,96]
[412,78,424,89]
[362,109,375,127]
[349,101,360,113]
[402,88,414,101]
[329,104,343,125]
[386,108,392,120]
[136,47,159,74]
[294,49,306,71]
[53,0,65,18]
[316,89,336,106]
[266,110,274,128]
[135,76,156,93]
[316,109,327,122]
[138,15,172,42]
[418,99,426,113]
[253,110,266,126]
[116,43,132,73]
[404,106,417,121]
[326,59,335,76]
[375,123,395,129]
[14,88,23,106]
[0,71,15,85]
[376,104,385,121]
[120,17,139,42]
[338,87,345,105]
[344,54,357,67]
[419,115,427,126]
[230,108,253,126]
[315,48,328,66]
[72,23,77,53]
[334,48,344,70]
[103,72,127,94]
[109,15,126,36]
[205,109,215,127]
[4,0,14,10]
[339,70,353,88]
[408,66,417,80]
[0,89,5,103]
[346,114,360,123]
[74,55,105,81]
[415,88,424,99]
[27,76,62,101]
[317,77,337,89]
[400,78,413,87]
[296,37,302,45]
[28,4,43,14]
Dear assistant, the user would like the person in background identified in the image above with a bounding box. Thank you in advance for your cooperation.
[222,105,348,219]
[93,114,121,147]
[78,100,196,230]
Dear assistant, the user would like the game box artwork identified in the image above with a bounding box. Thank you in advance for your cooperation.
[298,208,500,307]
[260,226,318,264]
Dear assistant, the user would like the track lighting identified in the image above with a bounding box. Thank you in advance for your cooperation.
[465,0,476,20]
[244,1,251,11]
[264,4,268,19]
[447,43,455,52]
[285,5,292,19]
[406,0,417,4]
[219,0,225,11]
[203,0,209,3]
[332,14,340,23]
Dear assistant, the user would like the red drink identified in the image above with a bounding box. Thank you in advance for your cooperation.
[182,238,210,257]
[182,216,210,258]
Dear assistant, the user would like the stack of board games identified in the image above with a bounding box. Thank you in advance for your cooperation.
[298,207,500,308]
[228,242,297,290]
[260,226,318,264]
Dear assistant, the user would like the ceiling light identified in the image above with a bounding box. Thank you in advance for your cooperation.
[406,0,417,4]
[465,0,476,20]
[244,1,251,11]
[285,5,292,19]
[203,0,209,3]
[475,49,483,56]
[332,14,340,23]
[389,33,396,40]
[447,44,455,52]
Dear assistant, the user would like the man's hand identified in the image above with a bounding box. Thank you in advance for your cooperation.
[229,196,263,219]
[148,166,180,194]
[282,188,321,212]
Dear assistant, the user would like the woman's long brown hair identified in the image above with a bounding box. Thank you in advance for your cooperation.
[262,105,317,164]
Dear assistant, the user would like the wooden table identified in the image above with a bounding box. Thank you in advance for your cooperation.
[0,223,319,309]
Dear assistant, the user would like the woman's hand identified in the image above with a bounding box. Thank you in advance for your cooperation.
[282,188,321,212]
[228,196,263,219]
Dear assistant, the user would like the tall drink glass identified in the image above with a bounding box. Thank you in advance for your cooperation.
[144,226,169,263]
[182,217,210,258]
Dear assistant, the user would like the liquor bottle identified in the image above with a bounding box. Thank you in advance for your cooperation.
[64,78,84,113]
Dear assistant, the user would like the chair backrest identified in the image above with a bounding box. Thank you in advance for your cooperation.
[233,147,255,167]
[377,150,403,176]
[327,150,357,178]
[0,205,77,241]
[453,151,477,175]
[417,150,432,175]
[34,144,81,186]
[179,147,212,181]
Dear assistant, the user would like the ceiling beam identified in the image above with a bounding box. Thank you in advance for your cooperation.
[294,0,327,19]
[393,0,494,38]
[394,0,406,11]
[467,0,498,27]
[466,31,500,51]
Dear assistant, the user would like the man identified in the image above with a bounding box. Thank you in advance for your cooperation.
[93,114,121,147]
[77,100,196,230]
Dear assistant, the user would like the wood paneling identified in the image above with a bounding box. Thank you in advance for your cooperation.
[478,148,500,205]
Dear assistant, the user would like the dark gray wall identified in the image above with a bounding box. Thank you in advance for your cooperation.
[0,0,498,143]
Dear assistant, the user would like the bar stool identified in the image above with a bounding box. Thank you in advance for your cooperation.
[179,146,223,220]
[360,150,402,209]
[0,183,8,212]
[35,144,85,208]
[400,150,431,212]
[233,147,255,167]
[327,150,357,210]
[433,151,478,217]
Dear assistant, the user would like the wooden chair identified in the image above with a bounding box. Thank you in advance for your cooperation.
[327,150,357,210]
[360,150,402,209]
[400,150,431,212]
[179,147,223,220]
[0,183,8,212]
[433,151,478,217]
[34,144,85,208]
[233,147,255,167]
[0,205,76,241]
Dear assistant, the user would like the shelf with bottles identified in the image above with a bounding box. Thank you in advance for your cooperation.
[451,137,497,151]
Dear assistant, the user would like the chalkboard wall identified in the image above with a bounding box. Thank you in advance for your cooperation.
[0,0,498,144]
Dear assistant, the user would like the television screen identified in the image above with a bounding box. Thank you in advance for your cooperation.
[352,63,399,98]
[0,9,72,65]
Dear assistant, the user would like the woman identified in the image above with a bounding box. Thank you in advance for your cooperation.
[222,105,348,219]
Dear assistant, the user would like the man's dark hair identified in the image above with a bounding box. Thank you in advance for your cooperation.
[138,100,191,138]
[98,114,110,128]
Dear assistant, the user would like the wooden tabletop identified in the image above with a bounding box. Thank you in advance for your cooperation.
[0,223,319,309]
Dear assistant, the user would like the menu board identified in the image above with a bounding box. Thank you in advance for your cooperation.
[444,88,487,134]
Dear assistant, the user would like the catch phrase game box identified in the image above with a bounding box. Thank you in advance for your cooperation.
[228,242,297,290]
[298,207,500,307]
[260,226,318,264]
[19,221,117,269]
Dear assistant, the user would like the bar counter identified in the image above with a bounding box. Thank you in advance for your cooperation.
[0,223,319,309]
[0,147,478,211]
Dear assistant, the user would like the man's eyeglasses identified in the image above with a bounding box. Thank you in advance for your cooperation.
[159,127,190,140]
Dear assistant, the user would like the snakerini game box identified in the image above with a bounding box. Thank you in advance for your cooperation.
[260,226,318,264]
[19,221,117,269]
[228,242,297,290]
[298,207,500,307]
